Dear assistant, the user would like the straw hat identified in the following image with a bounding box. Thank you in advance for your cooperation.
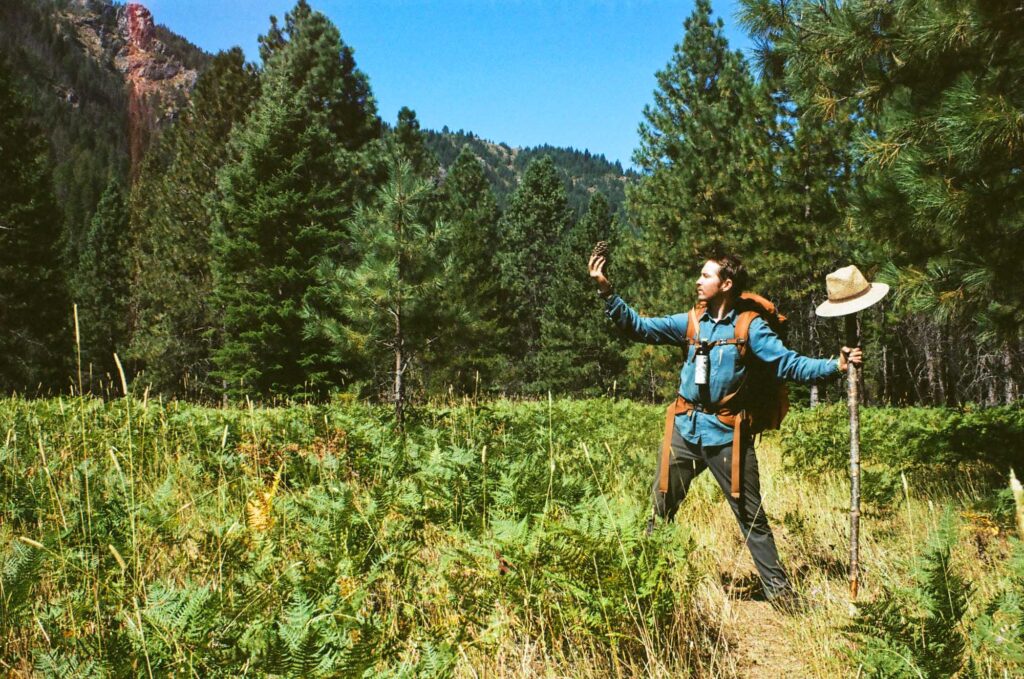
[815,265,889,317]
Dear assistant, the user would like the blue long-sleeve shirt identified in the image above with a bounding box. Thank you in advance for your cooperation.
[605,294,839,446]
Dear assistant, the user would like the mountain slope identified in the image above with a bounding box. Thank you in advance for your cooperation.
[0,0,208,255]
[425,127,634,214]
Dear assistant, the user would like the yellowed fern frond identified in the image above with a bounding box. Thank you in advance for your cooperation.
[247,462,284,535]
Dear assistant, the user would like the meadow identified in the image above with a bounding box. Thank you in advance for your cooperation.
[1,395,1021,677]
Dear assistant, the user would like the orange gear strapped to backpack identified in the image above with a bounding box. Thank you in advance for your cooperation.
[658,292,790,499]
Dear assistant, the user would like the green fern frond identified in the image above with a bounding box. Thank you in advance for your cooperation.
[1,538,45,623]
[846,509,973,678]
[32,650,108,679]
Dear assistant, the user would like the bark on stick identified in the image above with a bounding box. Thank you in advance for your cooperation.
[846,314,861,600]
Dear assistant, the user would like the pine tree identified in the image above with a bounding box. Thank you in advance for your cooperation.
[621,0,773,397]
[129,48,259,396]
[75,177,130,385]
[537,192,626,395]
[777,0,1024,399]
[497,155,574,392]
[429,146,507,394]
[210,2,383,400]
[738,0,867,405]
[306,160,451,424]
[0,56,69,393]
[628,0,771,291]
[391,106,437,178]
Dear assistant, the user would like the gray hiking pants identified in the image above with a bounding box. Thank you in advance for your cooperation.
[651,428,790,598]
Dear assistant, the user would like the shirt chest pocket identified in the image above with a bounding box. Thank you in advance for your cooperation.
[710,341,744,365]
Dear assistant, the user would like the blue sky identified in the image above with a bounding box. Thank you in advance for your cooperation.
[145,1,754,167]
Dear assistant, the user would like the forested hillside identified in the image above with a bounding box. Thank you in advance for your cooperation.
[423,128,632,214]
[0,0,1020,410]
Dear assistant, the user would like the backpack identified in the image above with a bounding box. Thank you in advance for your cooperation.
[685,291,790,435]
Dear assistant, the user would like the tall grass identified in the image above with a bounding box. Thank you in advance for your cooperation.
[0,396,1020,677]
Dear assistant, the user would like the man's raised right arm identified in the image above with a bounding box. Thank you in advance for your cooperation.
[589,255,687,346]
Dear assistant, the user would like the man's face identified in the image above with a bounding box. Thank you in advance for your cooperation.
[695,260,732,303]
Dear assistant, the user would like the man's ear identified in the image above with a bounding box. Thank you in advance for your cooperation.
[721,277,733,294]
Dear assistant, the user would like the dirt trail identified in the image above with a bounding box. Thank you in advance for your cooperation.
[720,596,812,679]
[707,555,819,678]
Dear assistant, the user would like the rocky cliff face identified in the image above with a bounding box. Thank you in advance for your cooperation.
[64,1,199,174]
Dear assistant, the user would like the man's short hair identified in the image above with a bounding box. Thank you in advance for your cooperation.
[708,253,748,297]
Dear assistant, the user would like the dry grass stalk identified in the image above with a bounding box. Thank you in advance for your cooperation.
[1011,468,1024,540]
[108,544,127,572]
[18,536,45,550]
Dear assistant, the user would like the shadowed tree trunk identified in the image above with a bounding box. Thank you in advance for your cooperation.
[1005,341,1017,405]
[394,298,404,427]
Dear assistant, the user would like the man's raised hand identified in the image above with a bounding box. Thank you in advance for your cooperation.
[588,255,613,298]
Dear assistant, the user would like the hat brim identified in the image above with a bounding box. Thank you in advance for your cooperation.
[815,283,889,317]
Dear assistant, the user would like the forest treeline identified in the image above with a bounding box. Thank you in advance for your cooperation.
[1,0,1021,408]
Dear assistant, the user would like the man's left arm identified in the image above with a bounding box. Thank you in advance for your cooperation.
[747,318,841,383]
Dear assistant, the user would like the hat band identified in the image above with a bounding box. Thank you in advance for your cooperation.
[828,285,872,304]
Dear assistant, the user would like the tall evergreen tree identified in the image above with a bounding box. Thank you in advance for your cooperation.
[431,146,507,393]
[129,48,259,396]
[387,106,444,227]
[739,0,865,404]
[391,106,437,177]
[210,2,382,400]
[0,57,69,393]
[537,192,626,395]
[776,0,1024,401]
[255,0,381,150]
[306,161,451,424]
[628,0,771,293]
[75,177,130,385]
[621,0,773,397]
[497,155,574,392]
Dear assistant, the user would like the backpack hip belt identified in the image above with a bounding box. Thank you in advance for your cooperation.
[659,395,751,499]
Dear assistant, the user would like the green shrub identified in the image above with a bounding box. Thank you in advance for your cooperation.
[780,403,1024,502]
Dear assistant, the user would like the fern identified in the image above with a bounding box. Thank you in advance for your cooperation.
[271,588,323,676]
[32,650,109,679]
[409,639,456,678]
[141,580,220,666]
[846,510,974,678]
[971,540,1024,674]
[1,537,45,625]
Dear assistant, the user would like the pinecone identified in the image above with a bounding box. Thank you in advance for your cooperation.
[590,240,610,264]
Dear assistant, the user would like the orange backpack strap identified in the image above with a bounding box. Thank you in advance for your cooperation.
[686,307,699,345]
[659,396,693,494]
[715,311,758,498]
[729,415,746,499]
[733,310,758,362]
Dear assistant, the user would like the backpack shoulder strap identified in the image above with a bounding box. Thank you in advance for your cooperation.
[734,310,758,362]
[686,307,700,344]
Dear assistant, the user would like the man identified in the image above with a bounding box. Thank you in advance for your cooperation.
[588,252,861,607]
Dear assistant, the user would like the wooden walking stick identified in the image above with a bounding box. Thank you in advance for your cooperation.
[816,266,888,602]
[845,314,861,599]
